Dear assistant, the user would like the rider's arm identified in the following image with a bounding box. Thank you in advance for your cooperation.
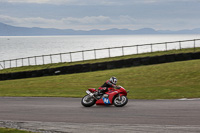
[106,80,119,89]
[106,80,113,86]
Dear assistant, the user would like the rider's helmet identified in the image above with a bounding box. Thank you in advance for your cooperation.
[109,76,117,85]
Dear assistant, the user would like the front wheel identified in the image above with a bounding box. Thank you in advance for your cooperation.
[81,95,96,107]
[113,95,128,107]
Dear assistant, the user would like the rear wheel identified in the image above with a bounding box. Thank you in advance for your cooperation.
[81,95,96,107]
[113,95,128,107]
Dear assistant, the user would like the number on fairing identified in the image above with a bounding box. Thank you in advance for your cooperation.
[103,98,110,104]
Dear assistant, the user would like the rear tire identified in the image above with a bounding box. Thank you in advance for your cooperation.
[113,95,128,107]
[81,95,96,107]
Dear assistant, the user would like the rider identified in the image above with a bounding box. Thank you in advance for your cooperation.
[97,76,120,96]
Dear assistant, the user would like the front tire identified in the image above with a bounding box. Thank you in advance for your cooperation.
[81,95,96,107]
[113,95,128,107]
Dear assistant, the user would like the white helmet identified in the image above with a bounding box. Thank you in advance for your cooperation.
[109,76,117,85]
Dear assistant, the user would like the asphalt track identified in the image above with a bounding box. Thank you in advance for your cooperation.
[0,97,200,133]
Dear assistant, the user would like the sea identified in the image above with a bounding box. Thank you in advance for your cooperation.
[0,35,200,68]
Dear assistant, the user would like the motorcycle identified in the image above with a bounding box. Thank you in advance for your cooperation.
[81,86,129,107]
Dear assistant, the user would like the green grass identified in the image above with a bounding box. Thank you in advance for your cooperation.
[0,128,36,133]
[0,47,200,74]
[0,59,200,99]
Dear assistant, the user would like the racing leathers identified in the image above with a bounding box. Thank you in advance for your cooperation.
[97,80,120,95]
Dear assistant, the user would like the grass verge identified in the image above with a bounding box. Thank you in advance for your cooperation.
[0,59,200,99]
[0,128,36,133]
[0,47,200,74]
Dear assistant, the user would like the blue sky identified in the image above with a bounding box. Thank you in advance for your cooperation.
[0,0,200,30]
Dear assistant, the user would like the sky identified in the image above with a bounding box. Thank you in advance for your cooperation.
[0,0,200,30]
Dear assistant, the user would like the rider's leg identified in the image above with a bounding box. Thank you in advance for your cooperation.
[97,87,108,95]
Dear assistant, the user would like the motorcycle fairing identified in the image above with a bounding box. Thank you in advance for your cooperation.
[96,90,118,105]
[102,97,110,104]
[88,88,96,92]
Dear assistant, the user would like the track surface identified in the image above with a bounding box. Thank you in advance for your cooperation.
[0,97,200,132]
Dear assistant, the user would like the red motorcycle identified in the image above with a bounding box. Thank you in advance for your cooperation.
[81,86,129,107]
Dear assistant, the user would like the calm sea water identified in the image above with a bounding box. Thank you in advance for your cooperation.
[0,35,200,61]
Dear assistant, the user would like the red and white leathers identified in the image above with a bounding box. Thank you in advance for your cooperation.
[98,80,119,94]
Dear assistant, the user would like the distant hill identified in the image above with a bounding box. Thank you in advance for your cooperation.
[1,22,200,36]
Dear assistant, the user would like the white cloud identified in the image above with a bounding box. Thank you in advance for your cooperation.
[1,0,200,31]
[1,0,199,5]
[1,14,200,30]
[0,0,49,4]
[0,15,136,30]
[0,0,117,5]
[62,16,112,25]
[0,15,63,28]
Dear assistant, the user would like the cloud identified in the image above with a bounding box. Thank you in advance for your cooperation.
[62,16,112,25]
[0,15,136,30]
[0,0,49,4]
[0,15,63,28]
[1,14,200,30]
[1,0,200,30]
[62,15,135,25]
[0,0,119,5]
[1,0,199,5]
